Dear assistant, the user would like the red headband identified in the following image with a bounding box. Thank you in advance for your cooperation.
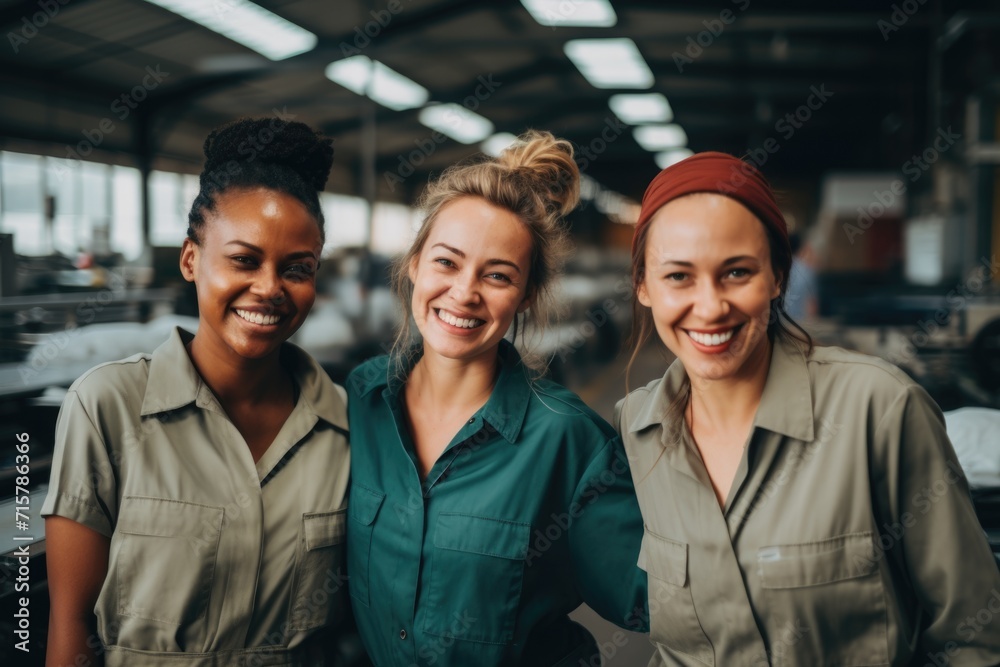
[631,151,788,260]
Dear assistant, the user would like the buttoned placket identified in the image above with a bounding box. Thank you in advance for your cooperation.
[382,389,497,664]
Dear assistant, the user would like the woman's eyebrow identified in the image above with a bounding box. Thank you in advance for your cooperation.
[432,243,521,273]
[225,240,315,261]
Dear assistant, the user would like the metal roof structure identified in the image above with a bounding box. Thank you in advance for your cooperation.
[1,0,998,205]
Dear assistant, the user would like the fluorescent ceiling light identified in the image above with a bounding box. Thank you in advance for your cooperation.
[609,93,673,124]
[520,0,617,27]
[655,148,694,169]
[142,0,316,61]
[634,124,688,151]
[419,104,494,144]
[564,38,653,89]
[325,57,429,111]
[481,132,518,157]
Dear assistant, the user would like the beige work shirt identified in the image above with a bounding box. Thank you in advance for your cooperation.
[42,327,351,667]
[617,336,1000,667]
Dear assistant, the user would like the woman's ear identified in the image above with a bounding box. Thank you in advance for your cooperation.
[636,280,651,307]
[179,238,199,283]
[407,254,418,283]
[517,285,535,313]
[771,269,784,300]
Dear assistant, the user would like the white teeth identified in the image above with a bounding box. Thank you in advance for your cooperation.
[236,309,280,326]
[437,309,483,329]
[688,328,735,346]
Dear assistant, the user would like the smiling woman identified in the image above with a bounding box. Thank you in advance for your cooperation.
[619,151,1000,666]
[346,130,648,666]
[42,118,355,667]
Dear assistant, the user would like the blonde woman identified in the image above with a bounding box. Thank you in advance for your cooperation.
[346,131,647,665]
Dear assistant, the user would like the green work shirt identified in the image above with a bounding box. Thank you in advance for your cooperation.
[41,327,351,667]
[616,336,1000,667]
[346,341,647,667]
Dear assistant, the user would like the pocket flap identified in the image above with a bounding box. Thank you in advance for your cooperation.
[303,509,347,550]
[118,496,223,538]
[433,513,530,560]
[638,529,687,587]
[349,486,385,526]
[758,532,877,589]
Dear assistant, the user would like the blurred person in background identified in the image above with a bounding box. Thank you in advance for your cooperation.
[42,118,355,666]
[619,152,1000,666]
[784,230,820,321]
[346,130,647,666]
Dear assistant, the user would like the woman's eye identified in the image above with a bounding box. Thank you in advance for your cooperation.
[665,272,687,282]
[434,258,455,268]
[285,264,315,280]
[231,255,257,267]
[728,268,750,279]
[486,272,512,283]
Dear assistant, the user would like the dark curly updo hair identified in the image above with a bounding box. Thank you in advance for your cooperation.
[187,117,334,243]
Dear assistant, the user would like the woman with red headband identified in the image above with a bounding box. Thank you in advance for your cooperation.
[618,152,1000,666]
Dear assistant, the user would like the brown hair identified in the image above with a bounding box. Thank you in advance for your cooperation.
[390,130,580,372]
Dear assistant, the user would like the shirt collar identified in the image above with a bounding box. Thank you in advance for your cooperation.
[480,340,531,444]
[753,335,815,442]
[140,327,348,432]
[626,335,815,442]
[374,339,532,445]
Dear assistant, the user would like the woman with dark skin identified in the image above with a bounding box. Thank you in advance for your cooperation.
[43,118,351,667]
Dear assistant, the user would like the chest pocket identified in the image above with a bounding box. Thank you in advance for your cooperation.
[639,530,714,666]
[346,485,384,607]
[421,513,530,645]
[288,509,347,631]
[115,496,223,626]
[757,532,889,666]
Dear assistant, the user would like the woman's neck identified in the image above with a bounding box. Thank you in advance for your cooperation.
[187,332,289,406]
[687,341,772,434]
[407,346,499,411]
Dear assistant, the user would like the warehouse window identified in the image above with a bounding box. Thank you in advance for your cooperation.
[0,152,45,255]
[0,152,143,260]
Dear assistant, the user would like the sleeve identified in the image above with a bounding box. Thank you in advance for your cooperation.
[40,390,118,537]
[875,383,1000,664]
[568,435,649,633]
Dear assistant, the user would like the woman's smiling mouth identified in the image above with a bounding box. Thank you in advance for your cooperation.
[685,324,743,349]
[436,308,485,329]
[235,308,282,326]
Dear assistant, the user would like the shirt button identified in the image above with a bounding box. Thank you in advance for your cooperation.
[468,418,474,424]
[399,629,407,640]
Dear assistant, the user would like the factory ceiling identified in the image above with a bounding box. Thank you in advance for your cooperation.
[0,0,998,203]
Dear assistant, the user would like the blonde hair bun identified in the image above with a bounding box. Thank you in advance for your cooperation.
[497,130,580,218]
